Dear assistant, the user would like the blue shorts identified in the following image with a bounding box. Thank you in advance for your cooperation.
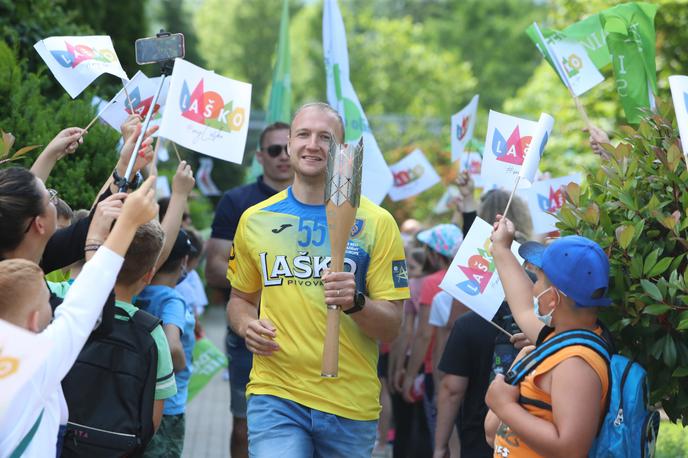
[225,327,253,418]
[247,395,377,458]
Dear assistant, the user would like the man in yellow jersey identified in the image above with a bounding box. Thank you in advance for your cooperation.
[227,102,410,456]
[483,215,611,457]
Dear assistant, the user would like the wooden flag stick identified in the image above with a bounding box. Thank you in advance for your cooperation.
[487,319,513,339]
[122,81,135,114]
[172,142,182,162]
[502,175,521,220]
[81,79,136,136]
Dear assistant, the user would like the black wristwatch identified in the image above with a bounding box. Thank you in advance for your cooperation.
[344,291,366,315]
[112,169,143,191]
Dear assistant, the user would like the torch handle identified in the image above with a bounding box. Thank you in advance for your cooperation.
[321,201,357,378]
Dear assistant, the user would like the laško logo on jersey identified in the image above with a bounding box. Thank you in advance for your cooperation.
[259,252,359,287]
[456,237,496,296]
[538,185,565,213]
[491,125,532,165]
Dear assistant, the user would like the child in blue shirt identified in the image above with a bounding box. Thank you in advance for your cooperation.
[138,230,196,457]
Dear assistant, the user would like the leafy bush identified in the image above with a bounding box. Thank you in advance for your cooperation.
[556,99,688,424]
[656,421,688,457]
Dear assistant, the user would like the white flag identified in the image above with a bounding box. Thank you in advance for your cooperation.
[388,149,441,202]
[481,110,540,190]
[518,174,582,234]
[158,59,252,164]
[196,158,222,196]
[519,113,554,187]
[100,71,170,134]
[440,217,523,322]
[323,0,392,205]
[0,319,53,416]
[669,75,688,162]
[548,39,605,97]
[433,185,460,214]
[451,95,479,161]
[459,151,484,188]
[34,36,128,98]
[156,175,171,199]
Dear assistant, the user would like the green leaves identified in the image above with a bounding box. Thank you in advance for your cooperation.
[640,279,663,301]
[615,224,635,249]
[555,106,688,422]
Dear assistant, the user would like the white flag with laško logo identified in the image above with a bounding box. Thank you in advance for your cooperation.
[451,95,479,161]
[196,157,222,196]
[518,174,582,234]
[100,71,170,134]
[323,0,392,205]
[440,217,523,322]
[387,149,441,202]
[158,59,252,164]
[34,35,128,98]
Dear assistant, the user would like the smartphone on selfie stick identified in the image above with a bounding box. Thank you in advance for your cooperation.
[119,31,185,192]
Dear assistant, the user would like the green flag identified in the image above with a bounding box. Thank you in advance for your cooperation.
[600,2,658,124]
[245,0,291,183]
[526,15,609,96]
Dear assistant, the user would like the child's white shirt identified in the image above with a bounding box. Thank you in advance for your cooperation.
[0,247,123,458]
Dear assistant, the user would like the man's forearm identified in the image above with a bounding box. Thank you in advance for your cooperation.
[227,295,259,337]
[348,299,402,342]
[435,383,462,451]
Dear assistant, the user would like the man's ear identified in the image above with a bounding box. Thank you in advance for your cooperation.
[255,149,265,166]
[26,309,41,333]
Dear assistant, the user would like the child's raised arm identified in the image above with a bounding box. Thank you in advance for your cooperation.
[490,215,543,343]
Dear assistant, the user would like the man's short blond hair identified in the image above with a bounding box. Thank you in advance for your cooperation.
[292,102,346,143]
[0,259,44,322]
[117,220,165,286]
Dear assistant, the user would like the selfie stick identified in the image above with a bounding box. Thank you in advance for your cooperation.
[119,31,178,192]
[120,75,167,192]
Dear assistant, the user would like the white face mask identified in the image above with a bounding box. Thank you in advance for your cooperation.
[533,287,555,327]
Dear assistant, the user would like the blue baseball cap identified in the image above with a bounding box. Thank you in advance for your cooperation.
[518,235,612,308]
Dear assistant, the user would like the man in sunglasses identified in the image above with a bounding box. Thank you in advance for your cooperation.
[205,121,292,458]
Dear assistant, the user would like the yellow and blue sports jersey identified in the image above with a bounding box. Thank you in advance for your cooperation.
[227,187,410,421]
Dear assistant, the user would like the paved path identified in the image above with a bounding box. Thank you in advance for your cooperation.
[183,305,232,458]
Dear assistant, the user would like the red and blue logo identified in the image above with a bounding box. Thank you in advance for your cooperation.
[125,87,160,118]
[491,126,532,165]
[51,42,117,68]
[456,239,495,296]
[179,79,246,133]
[456,115,470,141]
[537,185,565,213]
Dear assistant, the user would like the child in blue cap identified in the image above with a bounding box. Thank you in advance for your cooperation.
[484,215,612,458]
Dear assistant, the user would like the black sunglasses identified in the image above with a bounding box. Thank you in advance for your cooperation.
[264,144,288,158]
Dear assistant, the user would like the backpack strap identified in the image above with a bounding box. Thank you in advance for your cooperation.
[131,308,162,333]
[9,409,44,458]
[505,329,611,385]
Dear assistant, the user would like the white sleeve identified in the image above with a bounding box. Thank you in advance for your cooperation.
[38,246,124,388]
[428,291,451,327]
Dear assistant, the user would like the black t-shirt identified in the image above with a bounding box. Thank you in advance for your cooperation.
[210,175,278,241]
[439,311,498,458]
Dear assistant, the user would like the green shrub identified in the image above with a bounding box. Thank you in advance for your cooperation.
[556,99,688,423]
[656,421,688,458]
